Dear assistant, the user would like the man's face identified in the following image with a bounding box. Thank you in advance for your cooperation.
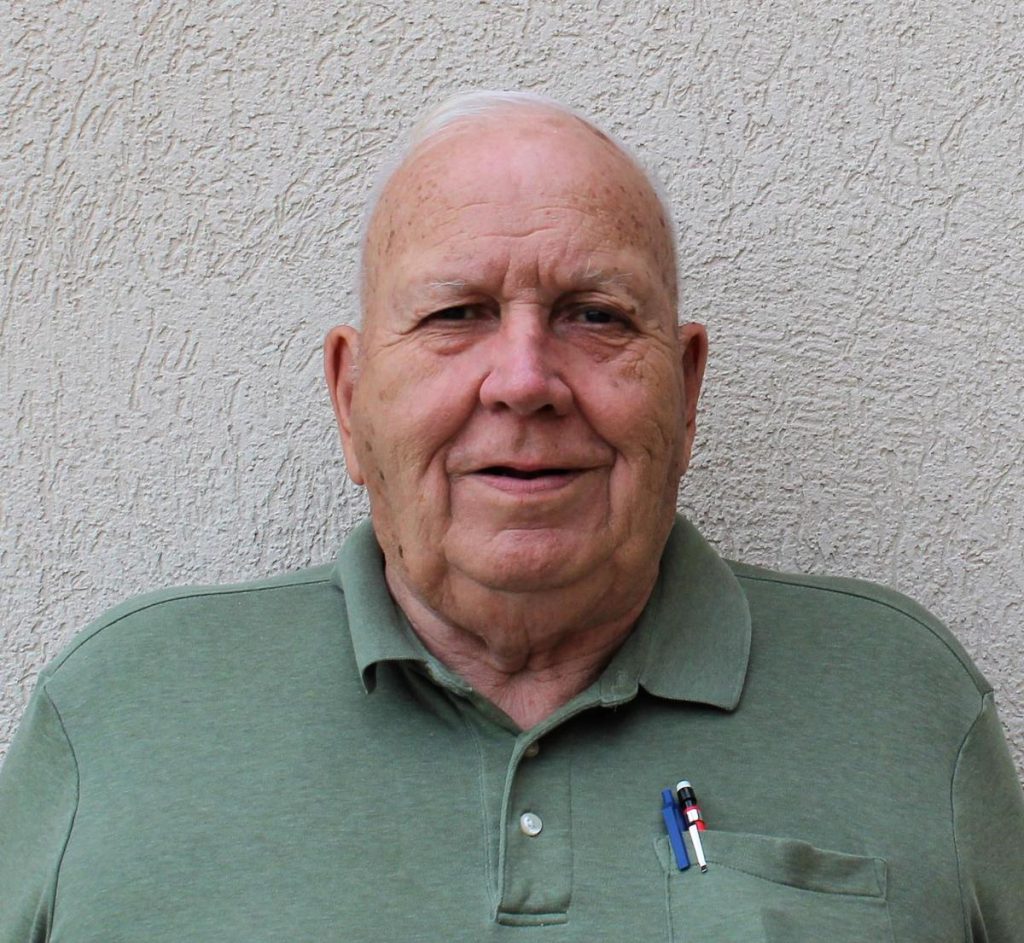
[327,114,706,615]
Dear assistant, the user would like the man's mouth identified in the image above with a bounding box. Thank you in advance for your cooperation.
[478,466,573,480]
[465,464,588,495]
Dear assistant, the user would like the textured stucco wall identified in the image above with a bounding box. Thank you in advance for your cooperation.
[2,1,1022,780]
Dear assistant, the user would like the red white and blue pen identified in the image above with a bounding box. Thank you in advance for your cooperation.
[675,780,708,872]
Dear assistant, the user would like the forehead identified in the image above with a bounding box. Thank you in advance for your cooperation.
[365,115,675,299]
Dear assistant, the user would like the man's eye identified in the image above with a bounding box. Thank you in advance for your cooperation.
[428,306,477,322]
[573,306,625,326]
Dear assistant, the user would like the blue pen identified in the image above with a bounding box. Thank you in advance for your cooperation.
[661,788,690,870]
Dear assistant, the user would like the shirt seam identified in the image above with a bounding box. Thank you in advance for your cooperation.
[40,683,81,941]
[950,689,988,943]
[45,574,337,675]
[733,571,990,693]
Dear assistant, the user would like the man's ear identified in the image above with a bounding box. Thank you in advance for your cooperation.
[324,325,365,485]
[676,321,709,475]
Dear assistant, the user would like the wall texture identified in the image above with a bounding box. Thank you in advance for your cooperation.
[2,0,1022,781]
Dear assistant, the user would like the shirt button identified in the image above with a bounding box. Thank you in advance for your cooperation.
[523,742,540,758]
[519,812,543,837]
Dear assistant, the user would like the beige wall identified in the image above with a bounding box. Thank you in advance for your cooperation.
[2,0,1022,778]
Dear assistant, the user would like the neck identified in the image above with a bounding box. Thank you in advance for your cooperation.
[385,564,654,729]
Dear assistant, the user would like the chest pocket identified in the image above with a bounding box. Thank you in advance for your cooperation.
[655,830,895,943]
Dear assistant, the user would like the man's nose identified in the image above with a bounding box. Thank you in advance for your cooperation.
[478,314,574,416]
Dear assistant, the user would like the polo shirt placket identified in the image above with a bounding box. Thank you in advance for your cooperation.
[411,654,579,925]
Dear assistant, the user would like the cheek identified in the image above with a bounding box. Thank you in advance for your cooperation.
[354,355,478,478]
[582,354,686,462]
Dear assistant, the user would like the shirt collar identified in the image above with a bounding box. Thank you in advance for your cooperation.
[333,515,751,709]
[605,515,751,709]
[334,520,426,691]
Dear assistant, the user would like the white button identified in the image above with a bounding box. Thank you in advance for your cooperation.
[523,742,540,758]
[519,812,543,837]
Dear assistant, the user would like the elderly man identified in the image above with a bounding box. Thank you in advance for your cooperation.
[1,92,1022,942]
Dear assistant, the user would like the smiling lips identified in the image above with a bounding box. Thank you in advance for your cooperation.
[467,464,594,495]
[480,466,571,479]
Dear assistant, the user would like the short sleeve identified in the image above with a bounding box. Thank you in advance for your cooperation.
[0,683,79,943]
[953,692,1024,942]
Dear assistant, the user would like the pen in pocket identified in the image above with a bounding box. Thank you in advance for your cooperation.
[675,780,708,873]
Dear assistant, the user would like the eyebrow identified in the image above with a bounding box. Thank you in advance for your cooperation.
[577,266,633,289]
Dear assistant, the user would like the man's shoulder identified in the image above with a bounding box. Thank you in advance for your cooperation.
[726,558,991,696]
[40,562,344,688]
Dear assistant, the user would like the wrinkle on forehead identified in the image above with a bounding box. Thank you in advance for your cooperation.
[421,266,634,304]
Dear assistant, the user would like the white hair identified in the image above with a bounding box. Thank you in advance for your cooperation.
[358,90,678,310]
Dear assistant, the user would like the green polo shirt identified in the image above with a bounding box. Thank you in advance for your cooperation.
[1,517,1022,941]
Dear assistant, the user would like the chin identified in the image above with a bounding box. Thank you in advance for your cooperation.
[449,528,609,595]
